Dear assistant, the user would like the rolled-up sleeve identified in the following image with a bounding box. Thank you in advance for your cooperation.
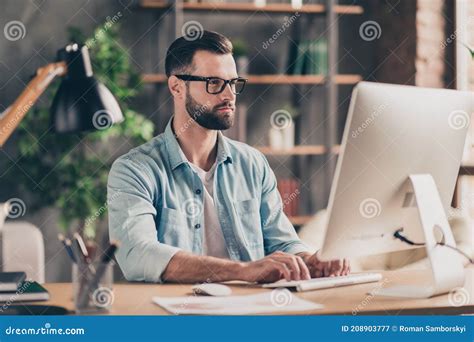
[108,158,181,283]
[258,153,311,256]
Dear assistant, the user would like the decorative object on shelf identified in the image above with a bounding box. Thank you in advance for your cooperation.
[268,104,299,150]
[277,178,300,217]
[291,0,303,10]
[289,38,328,76]
[254,0,266,8]
[232,39,249,76]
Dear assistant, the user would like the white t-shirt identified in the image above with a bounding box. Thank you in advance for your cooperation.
[189,162,230,259]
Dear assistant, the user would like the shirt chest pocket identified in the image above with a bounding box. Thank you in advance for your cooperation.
[157,207,189,247]
[234,198,263,248]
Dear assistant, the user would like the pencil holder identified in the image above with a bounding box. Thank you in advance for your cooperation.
[72,260,114,314]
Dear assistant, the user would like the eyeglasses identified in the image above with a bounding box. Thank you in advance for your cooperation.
[174,75,247,95]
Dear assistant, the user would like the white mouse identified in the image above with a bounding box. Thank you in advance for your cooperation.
[192,283,232,297]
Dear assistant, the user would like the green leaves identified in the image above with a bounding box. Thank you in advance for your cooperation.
[5,22,155,238]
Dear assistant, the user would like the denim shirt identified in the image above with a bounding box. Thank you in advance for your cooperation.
[108,118,310,282]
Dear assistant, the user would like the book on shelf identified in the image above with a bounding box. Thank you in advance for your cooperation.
[288,39,328,76]
[277,178,300,218]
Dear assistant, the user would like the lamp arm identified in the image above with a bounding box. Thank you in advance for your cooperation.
[0,61,67,147]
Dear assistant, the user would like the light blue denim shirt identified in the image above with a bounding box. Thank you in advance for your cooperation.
[108,117,310,282]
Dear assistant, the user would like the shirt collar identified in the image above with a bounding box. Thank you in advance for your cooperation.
[164,116,233,171]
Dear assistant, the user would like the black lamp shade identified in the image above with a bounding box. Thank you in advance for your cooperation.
[51,44,124,133]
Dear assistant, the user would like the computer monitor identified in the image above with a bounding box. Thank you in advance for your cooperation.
[319,82,473,261]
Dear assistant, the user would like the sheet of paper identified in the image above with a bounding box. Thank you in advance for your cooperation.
[152,289,323,315]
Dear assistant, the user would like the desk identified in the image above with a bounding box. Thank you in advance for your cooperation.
[40,269,473,315]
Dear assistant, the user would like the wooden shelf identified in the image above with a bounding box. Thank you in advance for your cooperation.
[143,74,168,83]
[256,145,340,156]
[256,145,326,156]
[142,74,362,85]
[459,163,474,176]
[289,215,313,226]
[140,1,364,15]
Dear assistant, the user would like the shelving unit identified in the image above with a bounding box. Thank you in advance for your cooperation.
[140,0,364,15]
[139,0,365,225]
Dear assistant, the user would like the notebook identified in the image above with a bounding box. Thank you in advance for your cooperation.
[0,281,49,302]
[0,272,26,292]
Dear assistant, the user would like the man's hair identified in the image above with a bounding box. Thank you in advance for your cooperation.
[165,30,233,77]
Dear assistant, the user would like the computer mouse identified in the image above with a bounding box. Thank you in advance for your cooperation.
[192,283,232,297]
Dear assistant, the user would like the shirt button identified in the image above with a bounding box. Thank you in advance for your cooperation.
[195,189,202,195]
[194,223,201,229]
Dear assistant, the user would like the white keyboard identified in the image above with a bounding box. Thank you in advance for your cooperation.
[262,272,383,292]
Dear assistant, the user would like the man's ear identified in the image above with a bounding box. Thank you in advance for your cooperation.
[168,75,184,99]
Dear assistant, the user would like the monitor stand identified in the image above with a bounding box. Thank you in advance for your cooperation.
[374,174,466,298]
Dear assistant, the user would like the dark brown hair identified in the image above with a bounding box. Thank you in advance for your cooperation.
[165,30,233,77]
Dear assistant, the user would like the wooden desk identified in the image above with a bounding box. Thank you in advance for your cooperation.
[40,269,474,315]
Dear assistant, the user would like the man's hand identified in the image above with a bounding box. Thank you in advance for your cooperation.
[297,251,350,278]
[237,251,311,283]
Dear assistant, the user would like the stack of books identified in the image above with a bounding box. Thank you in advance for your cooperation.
[288,39,328,76]
[0,272,49,302]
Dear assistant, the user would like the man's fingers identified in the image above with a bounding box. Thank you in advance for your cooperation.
[270,260,291,281]
[342,259,350,275]
[296,256,311,280]
[330,259,342,276]
[323,262,330,277]
[270,253,303,281]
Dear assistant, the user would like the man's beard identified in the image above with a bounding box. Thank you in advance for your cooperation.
[185,92,235,130]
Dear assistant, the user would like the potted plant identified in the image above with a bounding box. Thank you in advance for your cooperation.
[232,39,249,76]
[3,22,154,245]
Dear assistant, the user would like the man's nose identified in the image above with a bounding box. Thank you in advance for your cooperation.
[218,82,236,102]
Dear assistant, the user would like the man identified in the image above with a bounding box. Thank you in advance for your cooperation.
[108,30,350,283]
